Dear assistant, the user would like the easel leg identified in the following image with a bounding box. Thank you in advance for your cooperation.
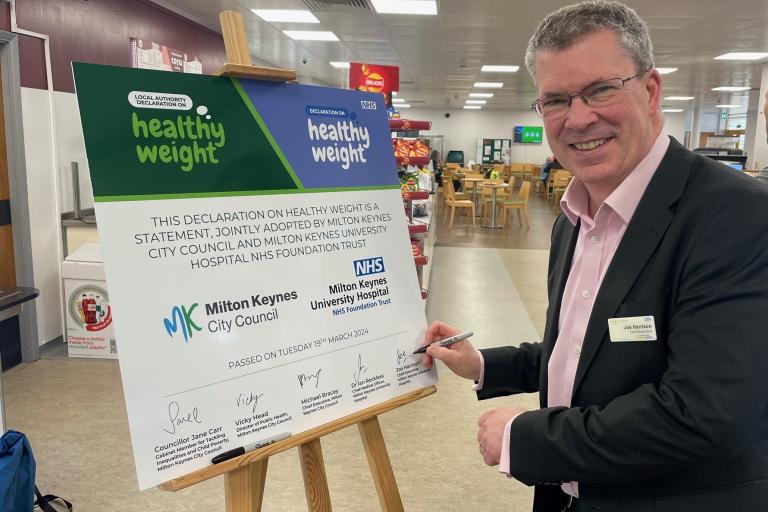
[224,458,268,512]
[300,439,333,511]
[358,417,405,512]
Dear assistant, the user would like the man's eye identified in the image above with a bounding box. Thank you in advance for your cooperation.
[541,97,568,108]
[590,84,619,95]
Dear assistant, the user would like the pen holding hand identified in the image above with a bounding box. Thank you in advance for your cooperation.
[420,321,481,381]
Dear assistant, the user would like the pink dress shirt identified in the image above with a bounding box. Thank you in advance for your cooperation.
[487,132,671,491]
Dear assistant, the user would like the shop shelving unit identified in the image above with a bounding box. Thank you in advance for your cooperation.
[392,119,435,303]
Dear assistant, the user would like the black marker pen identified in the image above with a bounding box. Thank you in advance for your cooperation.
[211,432,292,464]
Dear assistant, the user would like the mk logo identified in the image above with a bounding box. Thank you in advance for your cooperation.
[163,304,202,343]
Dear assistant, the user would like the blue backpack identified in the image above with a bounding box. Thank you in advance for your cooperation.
[0,430,36,512]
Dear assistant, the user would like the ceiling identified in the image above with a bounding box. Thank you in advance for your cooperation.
[152,0,768,114]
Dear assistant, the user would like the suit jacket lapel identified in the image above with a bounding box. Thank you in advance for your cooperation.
[571,138,693,398]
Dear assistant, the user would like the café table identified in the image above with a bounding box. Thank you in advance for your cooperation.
[480,182,509,228]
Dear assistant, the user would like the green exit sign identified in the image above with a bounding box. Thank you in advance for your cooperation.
[721,111,727,120]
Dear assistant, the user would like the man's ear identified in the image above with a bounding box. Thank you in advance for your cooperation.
[646,68,662,113]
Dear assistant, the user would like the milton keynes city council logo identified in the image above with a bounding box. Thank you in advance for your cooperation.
[163,303,201,343]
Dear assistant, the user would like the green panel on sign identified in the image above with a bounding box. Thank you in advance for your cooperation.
[73,63,301,199]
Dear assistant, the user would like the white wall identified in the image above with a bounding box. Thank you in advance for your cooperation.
[407,107,687,163]
[54,91,93,213]
[405,108,553,165]
[20,87,64,344]
[754,63,768,170]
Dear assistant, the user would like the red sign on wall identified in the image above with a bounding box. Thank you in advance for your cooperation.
[349,63,399,106]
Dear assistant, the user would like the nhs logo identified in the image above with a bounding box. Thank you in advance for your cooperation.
[360,100,377,110]
[354,257,385,277]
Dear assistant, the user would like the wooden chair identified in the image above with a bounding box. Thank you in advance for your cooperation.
[550,170,572,207]
[530,165,542,193]
[461,172,484,195]
[445,163,460,171]
[442,178,475,227]
[500,181,532,227]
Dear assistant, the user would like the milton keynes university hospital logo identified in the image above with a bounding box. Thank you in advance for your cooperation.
[163,303,201,343]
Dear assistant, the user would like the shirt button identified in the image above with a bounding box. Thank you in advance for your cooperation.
[582,290,591,299]
[591,235,600,244]
[574,345,582,354]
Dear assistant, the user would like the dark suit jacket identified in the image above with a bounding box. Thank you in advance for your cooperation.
[478,138,768,511]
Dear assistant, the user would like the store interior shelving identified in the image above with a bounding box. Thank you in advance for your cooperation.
[392,119,435,303]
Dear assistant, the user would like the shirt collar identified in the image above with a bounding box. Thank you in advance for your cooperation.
[561,131,670,226]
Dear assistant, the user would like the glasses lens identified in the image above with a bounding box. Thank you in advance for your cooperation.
[583,78,624,105]
[538,96,570,118]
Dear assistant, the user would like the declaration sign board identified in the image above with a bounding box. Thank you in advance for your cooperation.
[73,63,436,490]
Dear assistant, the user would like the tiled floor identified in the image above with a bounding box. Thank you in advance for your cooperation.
[4,191,559,511]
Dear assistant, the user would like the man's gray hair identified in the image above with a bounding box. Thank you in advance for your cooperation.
[525,0,654,80]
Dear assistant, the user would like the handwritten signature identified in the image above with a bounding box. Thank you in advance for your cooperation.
[297,369,322,389]
[396,349,408,366]
[236,392,264,413]
[162,401,202,435]
[353,354,367,384]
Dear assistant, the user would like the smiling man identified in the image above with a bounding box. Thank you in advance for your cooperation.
[421,1,768,511]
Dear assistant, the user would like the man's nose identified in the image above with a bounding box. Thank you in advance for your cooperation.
[564,95,598,131]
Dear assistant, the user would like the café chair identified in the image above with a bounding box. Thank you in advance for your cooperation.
[442,178,475,228]
[499,181,532,228]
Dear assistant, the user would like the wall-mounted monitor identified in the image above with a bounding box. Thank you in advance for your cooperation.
[514,125,543,144]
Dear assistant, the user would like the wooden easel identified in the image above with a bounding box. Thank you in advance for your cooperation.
[158,11,437,512]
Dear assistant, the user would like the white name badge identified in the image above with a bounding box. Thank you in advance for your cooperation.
[608,315,657,342]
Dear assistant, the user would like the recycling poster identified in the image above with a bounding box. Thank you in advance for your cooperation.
[73,63,436,490]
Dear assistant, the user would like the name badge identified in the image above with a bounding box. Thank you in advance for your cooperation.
[608,316,657,342]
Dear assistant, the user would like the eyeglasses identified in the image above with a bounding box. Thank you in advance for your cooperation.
[531,69,649,119]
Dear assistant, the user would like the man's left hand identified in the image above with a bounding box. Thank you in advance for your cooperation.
[477,407,528,466]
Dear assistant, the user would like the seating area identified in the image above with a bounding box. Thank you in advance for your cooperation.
[437,161,572,231]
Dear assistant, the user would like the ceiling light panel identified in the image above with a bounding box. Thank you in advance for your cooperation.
[481,65,519,72]
[371,0,438,15]
[466,100,487,104]
[662,109,684,112]
[392,98,406,103]
[396,104,411,108]
[714,53,768,61]
[283,31,339,41]
[665,96,694,100]
[330,61,350,69]
[252,10,320,23]
[716,104,741,108]
[474,82,504,88]
[469,93,494,98]
[656,68,678,74]
[712,86,750,91]
[464,105,482,110]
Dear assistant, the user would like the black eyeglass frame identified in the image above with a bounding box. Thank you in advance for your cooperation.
[530,68,651,118]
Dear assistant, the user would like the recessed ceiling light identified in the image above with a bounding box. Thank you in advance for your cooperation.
[712,86,750,91]
[371,0,437,15]
[392,98,406,103]
[481,65,519,73]
[716,104,741,108]
[474,82,504,88]
[665,96,694,101]
[330,61,350,69]
[251,9,320,23]
[283,30,339,41]
[463,105,482,110]
[466,100,487,104]
[662,108,684,113]
[656,68,678,74]
[396,104,411,108]
[392,91,398,96]
[469,93,494,98]
[715,52,768,61]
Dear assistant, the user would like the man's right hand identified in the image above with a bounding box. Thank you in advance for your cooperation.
[421,320,481,381]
